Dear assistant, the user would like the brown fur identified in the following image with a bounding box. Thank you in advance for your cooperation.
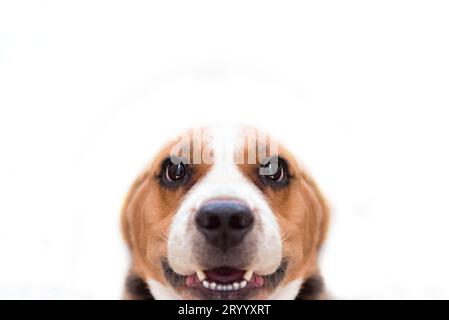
[235,132,329,288]
[121,132,212,286]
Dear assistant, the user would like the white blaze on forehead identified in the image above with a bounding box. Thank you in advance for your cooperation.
[166,125,283,277]
[193,126,260,208]
[207,125,280,176]
[208,125,240,164]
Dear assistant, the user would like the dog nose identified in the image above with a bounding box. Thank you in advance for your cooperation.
[195,200,254,251]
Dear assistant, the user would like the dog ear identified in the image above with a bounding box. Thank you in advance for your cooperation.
[121,172,149,251]
[299,170,330,250]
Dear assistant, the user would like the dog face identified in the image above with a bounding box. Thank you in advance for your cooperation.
[122,126,329,300]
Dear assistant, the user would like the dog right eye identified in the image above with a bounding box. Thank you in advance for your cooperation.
[165,161,186,181]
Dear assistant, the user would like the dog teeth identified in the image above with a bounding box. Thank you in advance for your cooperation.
[196,270,206,281]
[201,280,247,291]
[243,270,253,281]
[198,269,253,291]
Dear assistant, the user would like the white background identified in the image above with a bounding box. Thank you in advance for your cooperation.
[1,1,448,299]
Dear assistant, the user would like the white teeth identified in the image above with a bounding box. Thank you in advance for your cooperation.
[200,275,249,291]
[243,270,253,281]
[201,280,246,291]
[196,270,206,281]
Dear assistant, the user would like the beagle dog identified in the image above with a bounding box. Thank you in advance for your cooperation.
[121,126,329,300]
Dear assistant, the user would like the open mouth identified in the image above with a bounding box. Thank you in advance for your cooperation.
[162,260,288,298]
[189,267,262,292]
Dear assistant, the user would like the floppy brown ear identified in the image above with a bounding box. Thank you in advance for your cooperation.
[296,170,329,300]
[299,170,330,251]
[120,172,149,251]
[121,172,157,300]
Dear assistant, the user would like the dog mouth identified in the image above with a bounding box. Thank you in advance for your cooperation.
[162,260,288,299]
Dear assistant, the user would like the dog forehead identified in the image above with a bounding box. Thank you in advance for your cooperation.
[188,127,254,195]
[204,125,277,164]
[164,125,279,168]
[208,125,240,164]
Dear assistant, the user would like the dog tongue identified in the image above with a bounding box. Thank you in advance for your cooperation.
[253,274,264,287]
[205,267,245,283]
[186,274,196,286]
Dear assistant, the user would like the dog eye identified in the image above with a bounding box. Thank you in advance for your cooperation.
[259,158,288,184]
[163,159,188,183]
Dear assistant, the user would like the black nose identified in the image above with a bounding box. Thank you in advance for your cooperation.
[195,200,254,251]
